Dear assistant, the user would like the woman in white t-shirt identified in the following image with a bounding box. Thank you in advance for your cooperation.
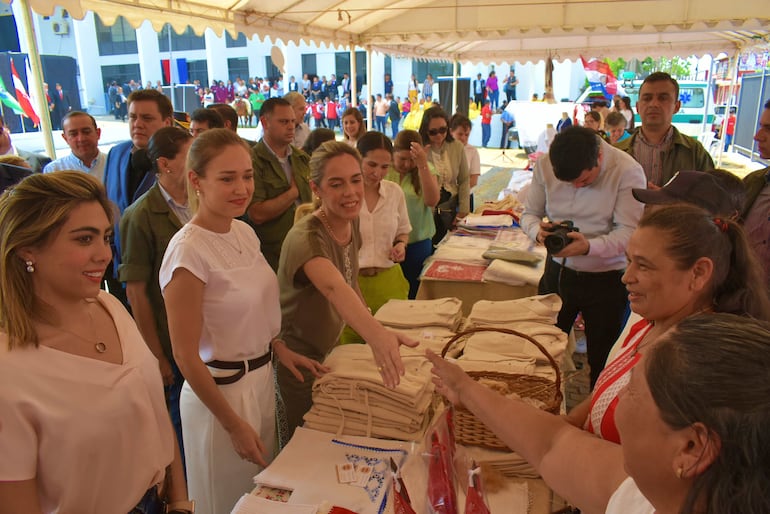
[427,313,770,514]
[160,129,326,514]
[0,171,190,514]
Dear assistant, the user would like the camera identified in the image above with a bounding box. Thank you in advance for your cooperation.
[544,220,579,254]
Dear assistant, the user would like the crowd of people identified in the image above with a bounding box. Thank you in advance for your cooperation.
[1,70,769,514]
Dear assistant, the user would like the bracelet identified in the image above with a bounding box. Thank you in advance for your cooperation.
[165,500,195,514]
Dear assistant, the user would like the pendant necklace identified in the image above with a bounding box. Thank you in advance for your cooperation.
[319,208,353,286]
[217,226,243,255]
[52,301,108,353]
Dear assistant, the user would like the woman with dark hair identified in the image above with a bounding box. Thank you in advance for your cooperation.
[0,171,189,513]
[619,96,635,130]
[302,127,336,155]
[419,106,470,244]
[341,106,366,147]
[160,129,323,514]
[387,130,440,298]
[277,141,417,438]
[339,132,411,344]
[428,312,770,514]
[120,126,193,456]
[565,204,770,443]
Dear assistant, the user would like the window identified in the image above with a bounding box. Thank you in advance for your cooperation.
[384,55,392,77]
[412,61,453,81]
[335,51,366,81]
[101,64,141,90]
[679,87,705,109]
[228,58,249,83]
[95,14,138,56]
[158,24,205,52]
[225,32,247,48]
[301,54,317,77]
[187,60,209,86]
[265,56,281,82]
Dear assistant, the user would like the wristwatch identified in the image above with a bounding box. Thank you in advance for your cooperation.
[165,500,195,513]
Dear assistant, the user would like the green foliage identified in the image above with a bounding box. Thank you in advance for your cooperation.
[640,57,691,79]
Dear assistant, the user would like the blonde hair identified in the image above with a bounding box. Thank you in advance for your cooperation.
[0,171,114,349]
[186,128,251,212]
[0,155,32,169]
[308,141,361,209]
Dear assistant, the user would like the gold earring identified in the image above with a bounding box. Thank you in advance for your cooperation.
[195,190,201,196]
[676,466,684,479]
[25,260,35,273]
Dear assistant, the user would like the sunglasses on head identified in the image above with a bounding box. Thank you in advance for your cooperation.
[428,126,448,136]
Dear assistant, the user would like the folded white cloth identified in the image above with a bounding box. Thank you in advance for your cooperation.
[440,234,494,249]
[483,257,545,286]
[457,356,537,376]
[230,495,317,514]
[462,329,566,363]
[461,213,514,227]
[431,245,490,265]
[375,297,463,330]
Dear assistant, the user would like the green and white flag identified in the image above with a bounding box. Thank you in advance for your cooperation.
[0,74,25,116]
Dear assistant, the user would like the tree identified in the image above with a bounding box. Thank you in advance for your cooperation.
[640,57,691,79]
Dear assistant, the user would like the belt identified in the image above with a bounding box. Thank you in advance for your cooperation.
[551,260,624,278]
[359,267,388,277]
[207,349,273,385]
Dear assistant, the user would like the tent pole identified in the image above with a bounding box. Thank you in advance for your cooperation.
[452,58,458,114]
[17,0,56,159]
[350,46,357,107]
[366,46,372,131]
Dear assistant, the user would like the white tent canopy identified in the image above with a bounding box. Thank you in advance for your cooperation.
[13,0,770,63]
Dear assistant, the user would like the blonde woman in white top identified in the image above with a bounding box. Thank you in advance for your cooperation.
[160,129,325,514]
[340,131,411,345]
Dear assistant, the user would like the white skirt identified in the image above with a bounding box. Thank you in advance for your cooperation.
[181,364,276,514]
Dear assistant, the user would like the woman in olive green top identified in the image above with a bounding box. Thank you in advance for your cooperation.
[119,126,193,455]
[277,141,417,438]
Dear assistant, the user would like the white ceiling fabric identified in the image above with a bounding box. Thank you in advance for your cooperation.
[12,0,770,62]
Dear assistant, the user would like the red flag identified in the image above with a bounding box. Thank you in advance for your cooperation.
[10,59,41,126]
[580,56,618,100]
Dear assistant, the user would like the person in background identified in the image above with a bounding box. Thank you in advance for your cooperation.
[387,130,440,298]
[384,73,393,96]
[119,126,193,463]
[616,96,635,131]
[450,113,481,188]
[302,128,336,156]
[285,92,310,150]
[43,111,106,182]
[605,111,631,144]
[722,107,736,151]
[486,70,499,110]
[277,141,417,438]
[504,68,519,103]
[427,313,770,514]
[247,98,312,270]
[480,99,493,148]
[0,114,52,174]
[341,107,366,148]
[407,74,420,105]
[387,94,401,139]
[422,74,434,103]
[583,109,604,132]
[615,72,713,187]
[500,102,516,149]
[340,132,411,344]
[419,106,471,244]
[189,107,224,138]
[557,112,573,133]
[473,73,486,107]
[374,94,389,133]
[325,97,339,133]
[0,171,190,514]
[161,129,323,514]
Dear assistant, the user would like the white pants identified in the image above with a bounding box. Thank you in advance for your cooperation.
[181,364,276,514]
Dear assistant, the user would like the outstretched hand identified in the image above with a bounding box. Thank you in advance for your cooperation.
[368,330,418,389]
[425,349,473,405]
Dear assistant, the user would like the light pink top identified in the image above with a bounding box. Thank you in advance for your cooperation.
[0,291,174,513]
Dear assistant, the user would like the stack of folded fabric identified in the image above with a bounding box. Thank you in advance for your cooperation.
[374,297,464,332]
[303,344,435,440]
[462,294,568,380]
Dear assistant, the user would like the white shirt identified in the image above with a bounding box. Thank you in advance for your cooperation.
[521,139,646,272]
[605,477,655,514]
[159,220,281,362]
[358,180,412,269]
[293,122,310,150]
[157,182,192,224]
[463,144,481,179]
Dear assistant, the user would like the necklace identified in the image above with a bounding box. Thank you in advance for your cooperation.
[318,208,353,286]
[50,301,108,353]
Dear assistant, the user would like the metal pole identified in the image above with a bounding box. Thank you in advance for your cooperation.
[366,46,372,131]
[17,0,56,159]
[350,46,357,108]
[716,50,740,168]
[168,23,175,110]
[451,59,458,114]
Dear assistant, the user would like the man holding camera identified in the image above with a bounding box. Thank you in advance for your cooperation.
[521,126,646,386]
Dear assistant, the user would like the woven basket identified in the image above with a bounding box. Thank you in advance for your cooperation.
[440,326,563,450]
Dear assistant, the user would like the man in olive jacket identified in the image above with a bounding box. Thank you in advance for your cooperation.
[614,72,713,187]
[247,98,312,270]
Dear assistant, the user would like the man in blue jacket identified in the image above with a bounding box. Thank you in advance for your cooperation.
[103,89,173,305]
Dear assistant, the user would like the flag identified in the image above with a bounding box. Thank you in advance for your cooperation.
[580,56,618,100]
[11,59,41,126]
[0,74,25,116]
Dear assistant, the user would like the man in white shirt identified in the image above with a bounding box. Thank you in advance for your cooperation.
[285,91,310,150]
[521,126,646,386]
[43,111,107,182]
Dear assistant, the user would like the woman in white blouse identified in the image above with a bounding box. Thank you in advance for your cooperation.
[160,129,325,514]
[340,131,411,344]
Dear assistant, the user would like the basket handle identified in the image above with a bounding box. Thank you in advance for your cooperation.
[440,326,562,393]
